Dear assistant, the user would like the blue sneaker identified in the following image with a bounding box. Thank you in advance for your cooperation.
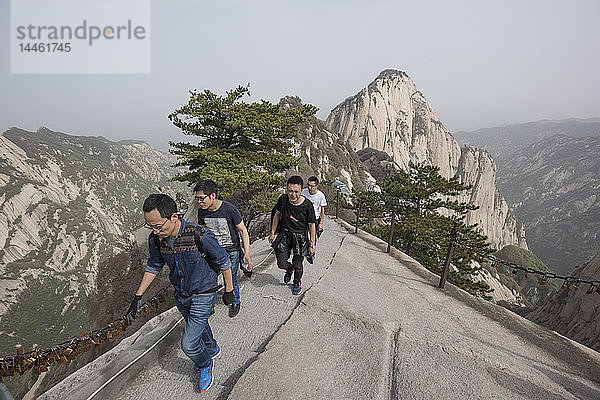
[197,360,214,392]
[212,344,221,359]
[284,270,293,284]
[292,282,302,295]
[193,345,221,374]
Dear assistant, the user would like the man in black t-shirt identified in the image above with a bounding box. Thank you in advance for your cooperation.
[195,180,253,318]
[269,175,316,295]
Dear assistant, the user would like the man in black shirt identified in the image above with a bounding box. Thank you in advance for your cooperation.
[195,179,253,318]
[269,175,316,295]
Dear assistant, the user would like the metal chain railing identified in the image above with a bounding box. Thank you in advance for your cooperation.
[0,285,171,379]
[1,189,597,388]
[0,230,277,384]
[333,188,600,295]
[454,238,600,294]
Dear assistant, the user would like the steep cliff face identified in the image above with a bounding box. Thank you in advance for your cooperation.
[456,146,527,249]
[0,127,185,354]
[326,70,461,171]
[326,70,526,250]
[527,257,600,352]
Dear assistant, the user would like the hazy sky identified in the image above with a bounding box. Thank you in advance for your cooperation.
[1,0,599,150]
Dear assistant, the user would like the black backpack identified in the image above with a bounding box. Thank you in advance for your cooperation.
[151,226,221,274]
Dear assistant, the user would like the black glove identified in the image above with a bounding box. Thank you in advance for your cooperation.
[127,295,143,320]
[223,291,234,306]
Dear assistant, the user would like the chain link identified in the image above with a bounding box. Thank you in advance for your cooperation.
[338,192,600,295]
[0,285,171,378]
[0,233,273,378]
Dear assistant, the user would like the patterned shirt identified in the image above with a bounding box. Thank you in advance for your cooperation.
[145,218,230,294]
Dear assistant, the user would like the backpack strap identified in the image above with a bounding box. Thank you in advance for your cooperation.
[193,226,205,254]
[194,226,220,275]
[151,227,220,275]
[151,232,161,251]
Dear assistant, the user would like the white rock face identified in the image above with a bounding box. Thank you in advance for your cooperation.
[326,70,527,249]
[0,127,186,327]
[473,265,525,306]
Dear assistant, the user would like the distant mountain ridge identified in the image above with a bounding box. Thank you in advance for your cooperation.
[453,118,600,165]
[455,119,600,275]
[0,127,186,354]
[496,134,600,275]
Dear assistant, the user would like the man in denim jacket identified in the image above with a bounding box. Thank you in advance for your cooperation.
[127,194,234,393]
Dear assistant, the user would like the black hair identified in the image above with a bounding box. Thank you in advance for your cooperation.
[308,176,319,185]
[193,179,218,196]
[143,194,177,218]
[287,175,303,187]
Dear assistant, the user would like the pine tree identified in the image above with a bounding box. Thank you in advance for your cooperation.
[168,85,317,223]
[357,162,493,298]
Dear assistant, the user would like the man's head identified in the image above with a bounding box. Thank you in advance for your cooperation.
[307,176,319,195]
[143,194,179,238]
[286,175,304,203]
[193,179,219,210]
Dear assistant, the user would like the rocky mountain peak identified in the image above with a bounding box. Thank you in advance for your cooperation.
[279,95,304,110]
[37,126,52,134]
[326,70,526,250]
[373,68,409,81]
[367,69,415,95]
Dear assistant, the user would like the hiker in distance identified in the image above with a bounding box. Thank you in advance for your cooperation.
[301,175,327,240]
[269,175,316,295]
[126,193,234,393]
[194,179,253,318]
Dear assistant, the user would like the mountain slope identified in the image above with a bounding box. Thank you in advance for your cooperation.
[491,245,561,307]
[527,256,600,352]
[279,95,371,193]
[495,134,600,275]
[0,127,185,355]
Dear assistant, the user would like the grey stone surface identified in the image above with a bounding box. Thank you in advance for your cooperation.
[41,218,600,400]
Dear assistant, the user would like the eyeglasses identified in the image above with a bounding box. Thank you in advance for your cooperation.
[307,184,318,188]
[144,218,169,232]
[195,194,210,202]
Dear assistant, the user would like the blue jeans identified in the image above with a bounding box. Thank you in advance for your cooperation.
[228,250,241,305]
[175,291,217,369]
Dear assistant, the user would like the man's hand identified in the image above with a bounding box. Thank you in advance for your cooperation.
[268,232,275,244]
[127,295,143,320]
[243,254,254,270]
[223,290,234,306]
[308,246,315,256]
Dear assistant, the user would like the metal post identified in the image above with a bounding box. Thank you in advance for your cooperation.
[386,212,395,253]
[354,200,361,234]
[335,190,339,219]
[439,222,459,289]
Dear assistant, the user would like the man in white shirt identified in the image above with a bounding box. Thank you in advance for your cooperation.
[302,176,327,238]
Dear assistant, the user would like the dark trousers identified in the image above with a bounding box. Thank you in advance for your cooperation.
[276,249,304,285]
[316,216,323,239]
